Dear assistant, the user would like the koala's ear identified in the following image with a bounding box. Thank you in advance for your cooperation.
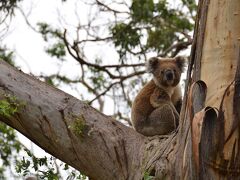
[146,57,159,73]
[175,56,187,72]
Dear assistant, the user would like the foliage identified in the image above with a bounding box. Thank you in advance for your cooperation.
[0,123,22,179]
[37,22,66,61]
[0,95,24,118]
[0,0,22,13]
[15,148,87,179]
[112,0,195,56]
[0,46,15,66]
[0,123,21,165]
[46,41,66,60]
[15,149,59,179]
[111,23,141,57]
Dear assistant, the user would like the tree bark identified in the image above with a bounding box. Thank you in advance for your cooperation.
[0,0,240,179]
[176,0,240,179]
[197,0,240,179]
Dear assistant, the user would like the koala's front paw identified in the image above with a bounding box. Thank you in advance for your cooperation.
[150,99,161,108]
[150,88,170,107]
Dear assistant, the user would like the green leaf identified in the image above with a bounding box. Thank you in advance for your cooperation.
[46,41,66,60]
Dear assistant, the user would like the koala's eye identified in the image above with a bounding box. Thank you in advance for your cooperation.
[173,69,176,73]
[161,70,164,74]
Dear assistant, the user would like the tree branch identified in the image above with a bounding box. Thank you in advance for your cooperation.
[0,60,159,179]
[95,0,130,14]
[63,30,145,71]
[158,41,192,57]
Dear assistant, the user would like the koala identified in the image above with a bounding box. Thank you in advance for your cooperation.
[131,56,186,136]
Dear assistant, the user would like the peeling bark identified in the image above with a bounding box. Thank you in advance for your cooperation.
[172,0,240,179]
[197,0,240,178]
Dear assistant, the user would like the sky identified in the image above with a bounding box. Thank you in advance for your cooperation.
[5,0,86,75]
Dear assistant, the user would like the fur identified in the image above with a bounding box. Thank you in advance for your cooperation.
[131,56,186,136]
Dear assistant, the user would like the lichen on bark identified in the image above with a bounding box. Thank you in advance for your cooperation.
[0,93,25,118]
[70,115,88,138]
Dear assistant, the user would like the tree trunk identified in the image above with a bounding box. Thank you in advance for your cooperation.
[0,0,240,179]
[175,0,240,179]
[197,0,240,179]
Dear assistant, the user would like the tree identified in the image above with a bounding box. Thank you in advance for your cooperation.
[0,1,196,178]
[1,0,239,179]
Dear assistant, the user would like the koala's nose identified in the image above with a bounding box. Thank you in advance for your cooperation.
[165,70,173,80]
